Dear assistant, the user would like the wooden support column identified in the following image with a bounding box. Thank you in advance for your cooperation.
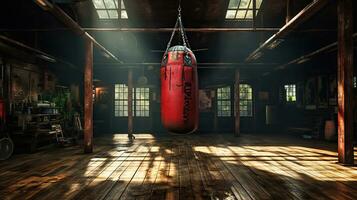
[3,62,9,100]
[214,102,218,131]
[235,69,240,137]
[5,63,12,114]
[84,39,93,153]
[128,69,133,137]
[337,0,354,165]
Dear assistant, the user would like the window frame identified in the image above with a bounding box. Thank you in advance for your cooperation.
[239,84,253,117]
[217,86,232,117]
[114,84,128,117]
[133,87,150,117]
[225,0,263,20]
[92,0,128,20]
[114,84,150,118]
[284,84,297,103]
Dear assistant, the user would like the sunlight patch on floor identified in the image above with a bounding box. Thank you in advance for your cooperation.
[194,144,357,182]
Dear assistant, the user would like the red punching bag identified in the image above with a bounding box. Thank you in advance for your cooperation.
[161,46,198,134]
[160,5,199,134]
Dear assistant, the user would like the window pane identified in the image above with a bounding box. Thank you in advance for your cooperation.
[239,0,251,9]
[121,0,125,9]
[97,10,109,19]
[245,10,253,19]
[121,10,128,19]
[217,90,222,99]
[93,0,105,9]
[103,0,116,9]
[285,84,296,102]
[114,84,129,116]
[134,88,150,117]
[108,10,118,19]
[228,0,239,9]
[225,10,237,19]
[115,86,151,117]
[236,10,247,19]
[256,0,263,8]
[226,0,263,21]
[239,84,253,117]
[217,87,232,117]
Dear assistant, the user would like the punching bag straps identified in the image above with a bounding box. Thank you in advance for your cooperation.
[177,1,191,50]
[164,17,179,56]
[178,15,190,49]
[177,8,187,47]
[177,2,188,85]
[163,15,179,81]
[164,1,191,53]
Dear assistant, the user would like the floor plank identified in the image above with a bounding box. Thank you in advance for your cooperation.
[0,133,356,200]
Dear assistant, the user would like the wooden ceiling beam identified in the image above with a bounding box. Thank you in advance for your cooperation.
[0,34,78,70]
[0,28,336,33]
[93,62,278,69]
[33,0,122,63]
[246,0,329,62]
[275,32,357,71]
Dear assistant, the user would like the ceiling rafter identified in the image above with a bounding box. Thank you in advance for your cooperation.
[245,0,329,62]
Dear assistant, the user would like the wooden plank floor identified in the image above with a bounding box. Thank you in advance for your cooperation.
[0,133,357,200]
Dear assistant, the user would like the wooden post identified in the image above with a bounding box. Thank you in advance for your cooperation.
[286,0,293,23]
[84,39,93,153]
[3,62,9,100]
[128,69,133,137]
[235,69,240,136]
[6,63,12,114]
[337,0,354,165]
[214,101,218,131]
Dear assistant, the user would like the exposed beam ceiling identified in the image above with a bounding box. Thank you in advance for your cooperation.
[0,34,78,70]
[246,0,329,62]
[0,27,336,33]
[275,32,357,71]
[33,0,122,63]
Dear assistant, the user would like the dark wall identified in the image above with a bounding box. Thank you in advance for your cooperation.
[255,52,353,137]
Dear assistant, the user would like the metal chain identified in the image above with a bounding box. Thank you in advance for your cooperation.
[164,17,179,55]
[164,0,191,55]
[179,16,191,49]
[178,16,187,47]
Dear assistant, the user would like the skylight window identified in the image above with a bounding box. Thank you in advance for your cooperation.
[225,0,263,20]
[92,0,128,19]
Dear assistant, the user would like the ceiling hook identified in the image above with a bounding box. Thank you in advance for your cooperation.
[178,0,181,14]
